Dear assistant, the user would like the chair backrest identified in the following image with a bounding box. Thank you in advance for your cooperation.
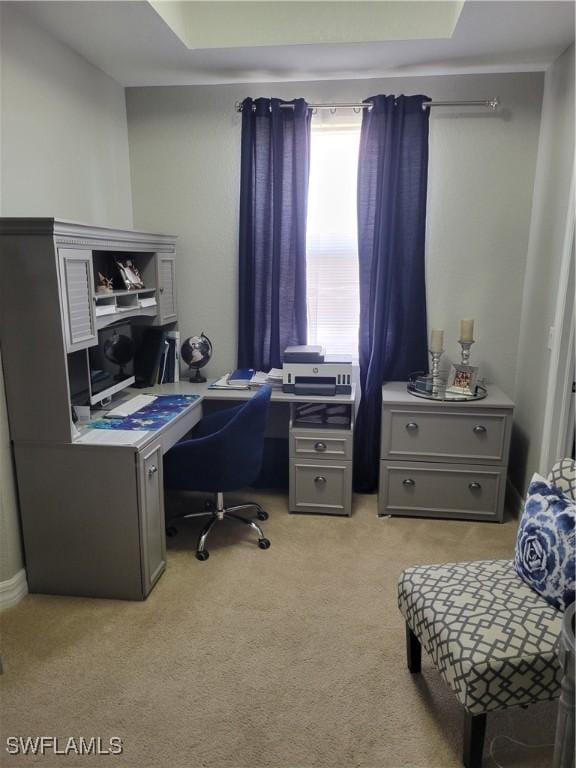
[163,385,273,493]
[548,459,576,501]
[211,384,273,491]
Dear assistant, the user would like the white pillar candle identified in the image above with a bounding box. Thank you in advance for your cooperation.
[430,329,444,353]
[460,319,475,342]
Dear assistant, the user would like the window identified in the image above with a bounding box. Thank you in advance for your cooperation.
[306,116,361,360]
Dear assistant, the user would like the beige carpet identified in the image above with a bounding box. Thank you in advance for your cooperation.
[0,492,557,768]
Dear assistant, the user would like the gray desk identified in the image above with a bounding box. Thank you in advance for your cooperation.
[142,381,357,519]
[16,394,203,601]
[18,382,355,601]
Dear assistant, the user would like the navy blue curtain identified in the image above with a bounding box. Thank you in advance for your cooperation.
[354,95,430,492]
[238,97,311,371]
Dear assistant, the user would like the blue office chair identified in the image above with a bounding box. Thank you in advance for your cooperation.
[163,384,273,561]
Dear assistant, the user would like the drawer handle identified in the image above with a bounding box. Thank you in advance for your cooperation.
[159,287,165,293]
[148,465,158,477]
[469,482,482,491]
[314,441,327,452]
[473,425,487,434]
[314,476,327,486]
[402,478,416,487]
[406,422,419,432]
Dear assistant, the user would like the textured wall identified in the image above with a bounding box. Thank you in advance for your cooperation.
[0,4,134,585]
[511,44,575,493]
[126,72,543,393]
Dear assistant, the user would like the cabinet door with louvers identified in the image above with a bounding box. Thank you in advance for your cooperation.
[58,248,97,352]
[156,254,177,324]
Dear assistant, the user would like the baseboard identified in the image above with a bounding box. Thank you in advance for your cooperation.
[506,478,524,519]
[0,568,28,611]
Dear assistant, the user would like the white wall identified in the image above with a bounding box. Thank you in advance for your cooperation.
[126,73,544,393]
[0,4,134,585]
[511,44,575,494]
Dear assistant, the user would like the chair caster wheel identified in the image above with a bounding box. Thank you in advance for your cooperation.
[258,538,271,550]
[166,526,178,537]
[196,550,210,561]
[257,510,269,521]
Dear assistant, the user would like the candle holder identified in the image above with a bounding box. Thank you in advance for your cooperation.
[429,349,443,395]
[458,338,475,366]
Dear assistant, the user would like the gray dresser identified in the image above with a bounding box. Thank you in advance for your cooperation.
[379,382,514,522]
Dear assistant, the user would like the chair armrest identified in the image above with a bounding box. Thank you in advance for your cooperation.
[191,404,244,438]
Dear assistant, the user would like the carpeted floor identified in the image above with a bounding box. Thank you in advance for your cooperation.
[0,492,557,768]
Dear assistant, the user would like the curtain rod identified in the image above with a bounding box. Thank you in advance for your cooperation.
[235,97,500,113]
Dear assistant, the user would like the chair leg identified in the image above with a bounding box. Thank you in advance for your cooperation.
[197,515,218,554]
[406,623,421,673]
[225,512,265,540]
[463,712,487,768]
[226,502,263,515]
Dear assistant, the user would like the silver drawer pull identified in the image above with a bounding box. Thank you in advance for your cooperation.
[473,425,487,434]
[406,422,419,432]
[314,476,327,486]
[148,465,158,477]
[402,478,415,487]
[469,482,482,490]
[314,441,327,452]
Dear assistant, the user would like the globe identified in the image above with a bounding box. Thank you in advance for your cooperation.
[103,331,134,380]
[181,333,213,382]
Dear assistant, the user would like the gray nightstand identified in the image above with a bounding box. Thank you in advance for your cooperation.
[379,382,514,522]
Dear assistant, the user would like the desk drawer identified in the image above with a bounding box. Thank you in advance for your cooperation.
[290,459,352,515]
[379,461,505,521]
[290,429,353,460]
[382,408,510,464]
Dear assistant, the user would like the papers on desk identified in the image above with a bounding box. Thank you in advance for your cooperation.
[249,368,283,389]
[208,375,250,391]
[208,369,284,391]
[76,429,149,446]
[293,402,351,426]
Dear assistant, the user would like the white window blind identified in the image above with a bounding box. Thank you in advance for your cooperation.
[306,117,361,360]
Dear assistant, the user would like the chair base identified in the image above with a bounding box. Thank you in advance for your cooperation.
[168,492,271,561]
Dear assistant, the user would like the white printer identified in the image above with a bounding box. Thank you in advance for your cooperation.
[282,346,352,395]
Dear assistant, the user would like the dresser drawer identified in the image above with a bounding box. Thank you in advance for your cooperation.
[289,459,352,515]
[381,407,511,464]
[379,462,505,521]
[290,429,353,460]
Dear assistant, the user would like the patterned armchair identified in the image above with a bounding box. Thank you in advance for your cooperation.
[397,459,575,768]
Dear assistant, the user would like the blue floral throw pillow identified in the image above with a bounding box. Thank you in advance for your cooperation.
[514,473,575,611]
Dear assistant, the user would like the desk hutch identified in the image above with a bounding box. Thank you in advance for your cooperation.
[0,218,201,600]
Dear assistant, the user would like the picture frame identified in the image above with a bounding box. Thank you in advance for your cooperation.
[446,363,479,396]
[115,259,144,290]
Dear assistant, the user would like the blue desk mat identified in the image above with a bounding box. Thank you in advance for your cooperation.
[90,394,200,431]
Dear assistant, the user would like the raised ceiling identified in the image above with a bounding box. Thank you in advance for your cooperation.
[149,1,464,49]
[16,1,576,86]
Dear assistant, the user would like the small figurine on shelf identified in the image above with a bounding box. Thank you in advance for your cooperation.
[96,272,114,294]
[116,259,145,290]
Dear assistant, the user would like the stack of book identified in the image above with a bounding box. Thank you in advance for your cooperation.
[209,368,253,390]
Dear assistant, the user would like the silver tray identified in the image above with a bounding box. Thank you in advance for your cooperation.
[407,376,487,402]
